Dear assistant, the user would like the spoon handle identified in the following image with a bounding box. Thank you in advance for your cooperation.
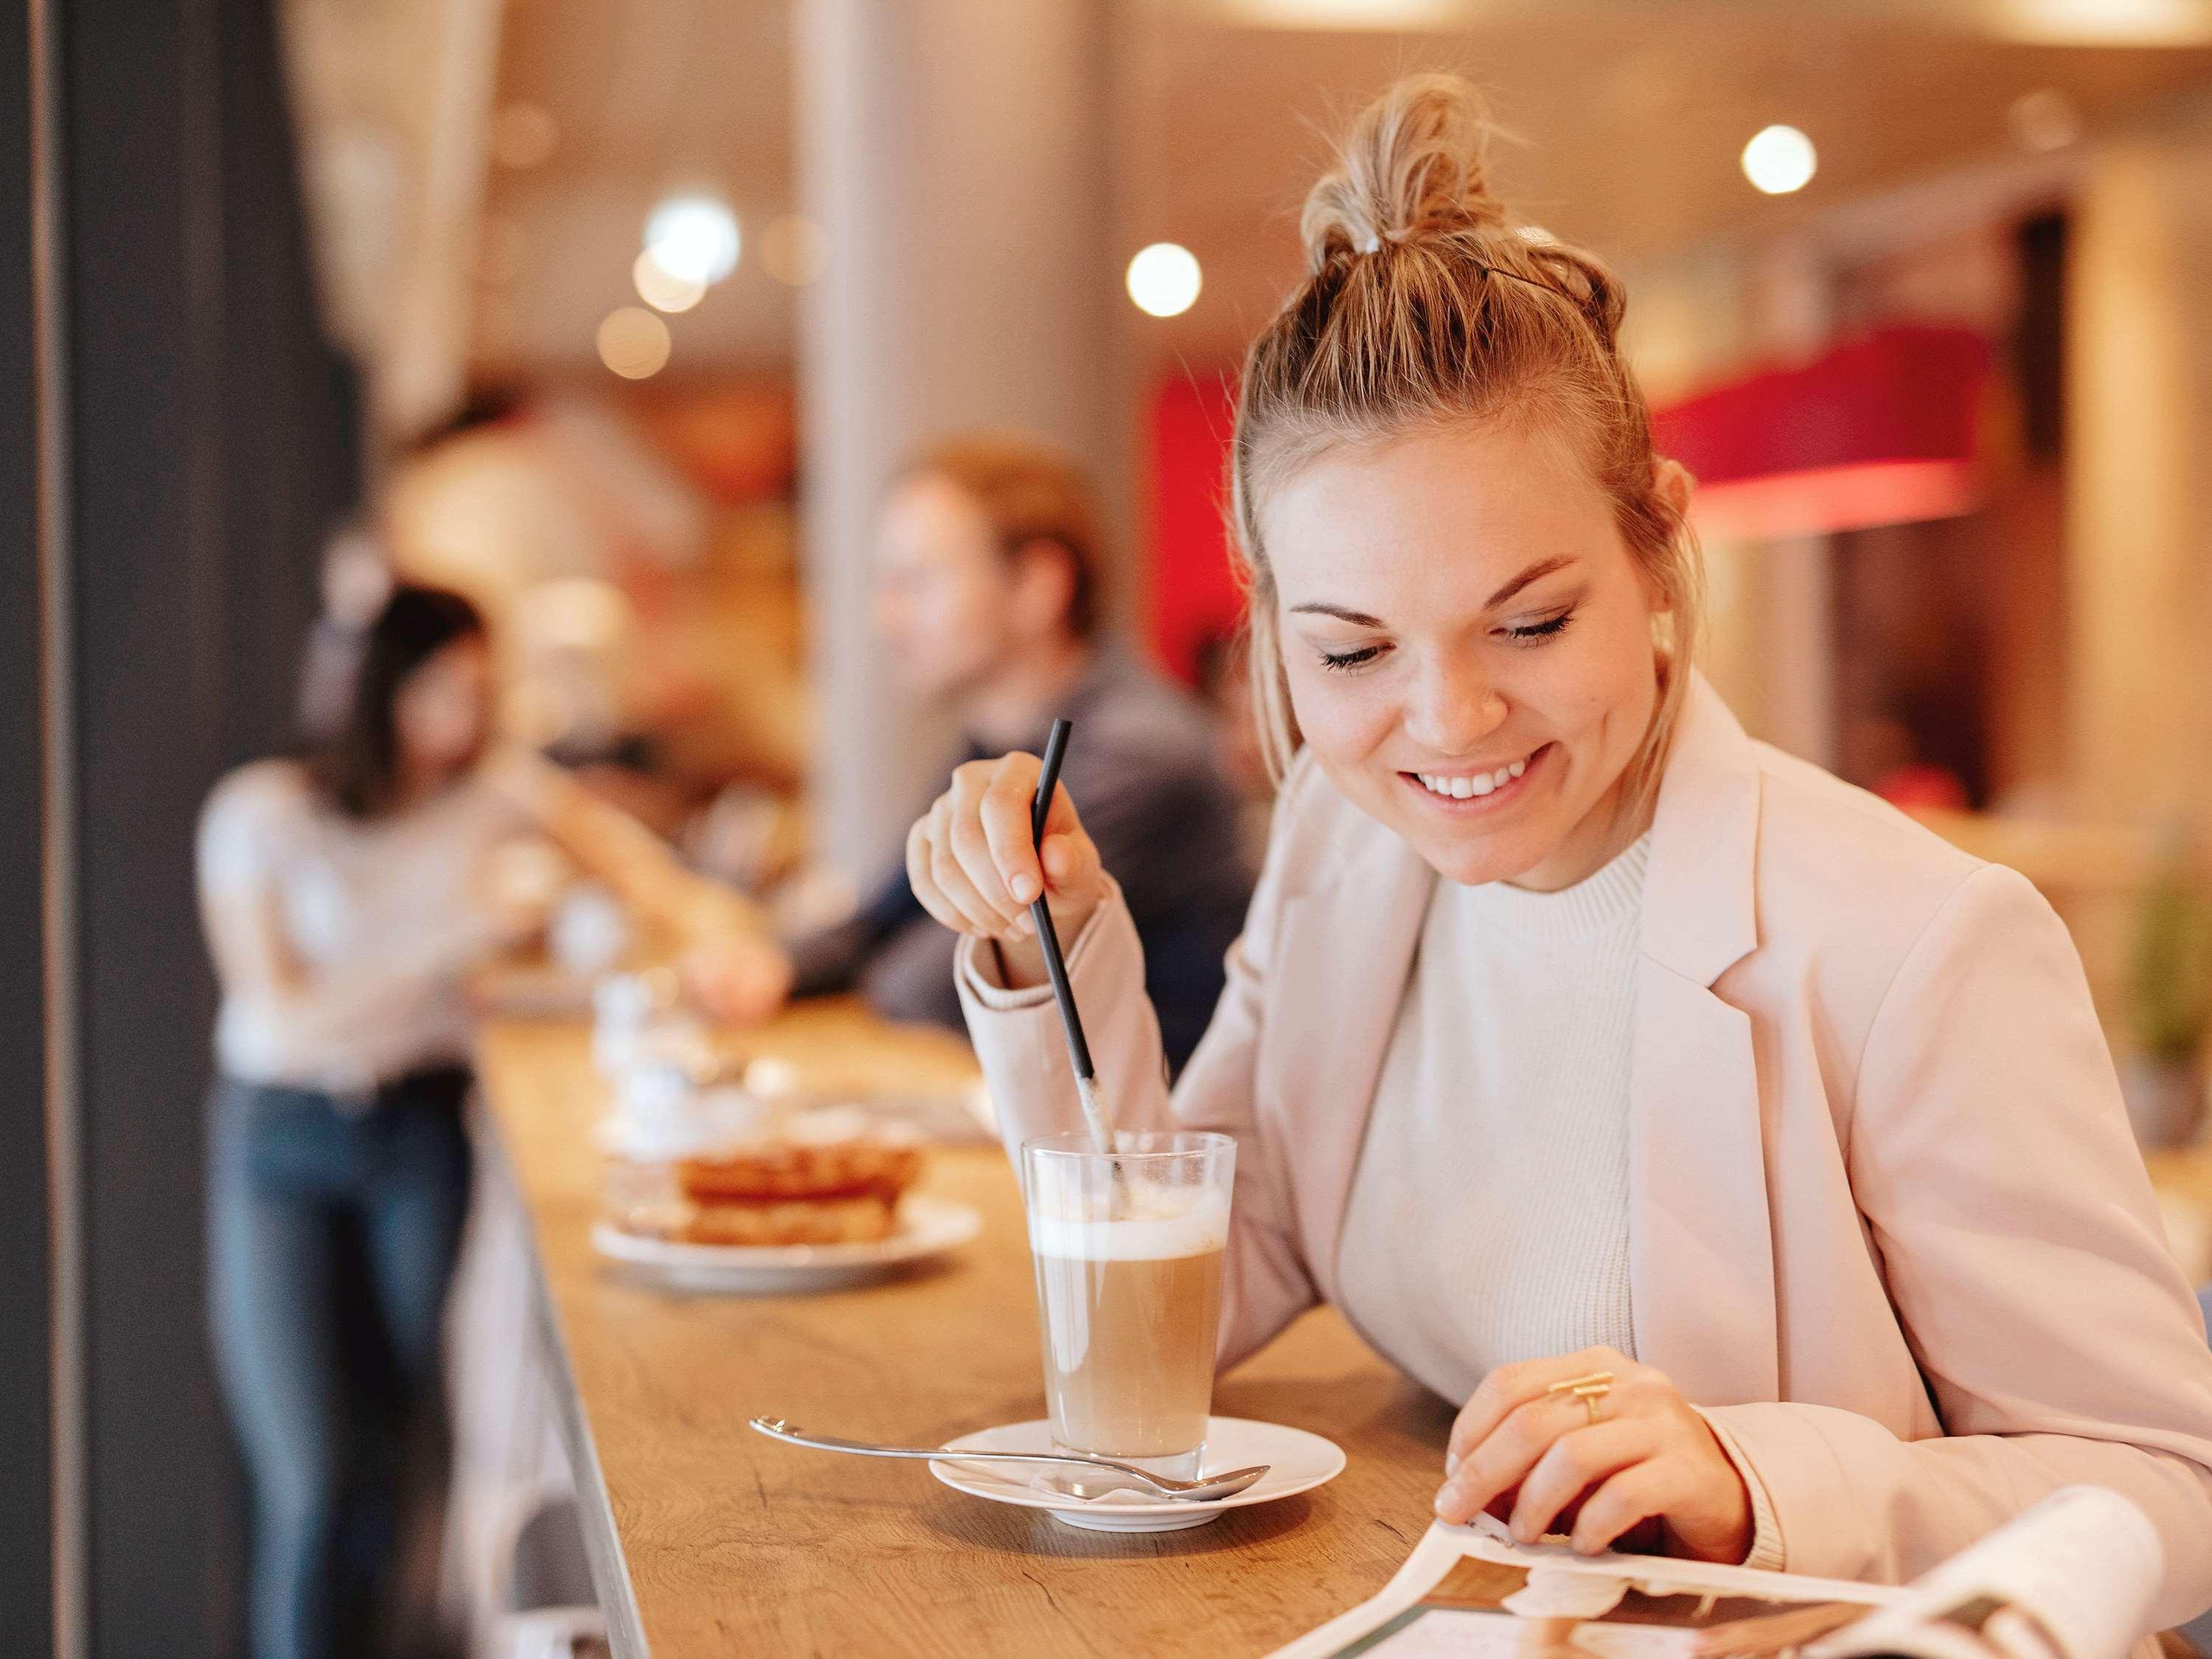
[749,1418,1165,1485]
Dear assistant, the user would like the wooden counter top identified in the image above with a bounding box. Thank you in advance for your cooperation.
[475,1002,1452,1658]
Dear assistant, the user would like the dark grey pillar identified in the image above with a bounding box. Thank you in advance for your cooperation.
[1,0,57,1644]
[26,0,365,1649]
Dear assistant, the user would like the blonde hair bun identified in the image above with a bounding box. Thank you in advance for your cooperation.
[1300,72,1509,271]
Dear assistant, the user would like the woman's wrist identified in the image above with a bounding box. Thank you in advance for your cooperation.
[989,898,1102,990]
[990,934,1047,990]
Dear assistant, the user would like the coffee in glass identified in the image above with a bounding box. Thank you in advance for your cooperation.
[1022,1130,1235,1481]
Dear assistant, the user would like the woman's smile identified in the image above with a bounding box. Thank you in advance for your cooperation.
[1399,740,1553,813]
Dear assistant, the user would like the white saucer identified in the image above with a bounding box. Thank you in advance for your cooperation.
[930,1416,1345,1532]
[591,1194,982,1293]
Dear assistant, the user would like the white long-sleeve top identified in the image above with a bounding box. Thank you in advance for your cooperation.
[197,758,527,1092]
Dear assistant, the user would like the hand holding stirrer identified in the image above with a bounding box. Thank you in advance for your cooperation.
[1029,719,1115,1155]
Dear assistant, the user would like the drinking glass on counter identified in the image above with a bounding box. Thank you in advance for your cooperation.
[591,967,701,1078]
[1021,1131,1234,1482]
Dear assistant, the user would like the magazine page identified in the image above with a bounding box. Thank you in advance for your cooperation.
[1268,1514,1898,1659]
[1811,1487,2163,1659]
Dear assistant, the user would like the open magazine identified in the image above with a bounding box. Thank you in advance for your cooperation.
[1269,1486,2163,1659]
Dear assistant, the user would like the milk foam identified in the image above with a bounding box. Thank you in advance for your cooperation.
[1027,1189,1230,1261]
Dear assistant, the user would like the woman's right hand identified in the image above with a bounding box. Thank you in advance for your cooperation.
[906,753,1104,983]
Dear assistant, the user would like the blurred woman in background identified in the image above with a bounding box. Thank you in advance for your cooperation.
[198,583,786,1659]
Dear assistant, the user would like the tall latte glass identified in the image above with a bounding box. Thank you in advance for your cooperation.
[1022,1130,1234,1482]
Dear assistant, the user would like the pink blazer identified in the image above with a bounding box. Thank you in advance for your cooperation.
[958,675,2212,1630]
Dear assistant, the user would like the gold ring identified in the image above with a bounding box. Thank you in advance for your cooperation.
[1546,1370,1613,1427]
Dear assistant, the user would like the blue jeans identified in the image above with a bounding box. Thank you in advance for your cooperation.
[207,1069,473,1659]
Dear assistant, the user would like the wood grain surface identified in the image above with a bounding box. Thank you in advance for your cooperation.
[476,1001,1456,1658]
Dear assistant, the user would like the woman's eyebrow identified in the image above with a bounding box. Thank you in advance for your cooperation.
[1286,556,1579,629]
[1484,555,1576,610]
[1287,602,1388,627]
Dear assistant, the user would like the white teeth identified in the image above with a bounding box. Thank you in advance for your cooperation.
[1415,759,1529,800]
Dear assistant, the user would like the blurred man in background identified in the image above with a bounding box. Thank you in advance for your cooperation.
[788,434,1253,1074]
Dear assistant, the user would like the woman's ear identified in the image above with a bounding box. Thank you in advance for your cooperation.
[1638,457,1696,617]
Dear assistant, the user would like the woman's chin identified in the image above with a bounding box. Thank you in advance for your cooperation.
[1411,821,1562,888]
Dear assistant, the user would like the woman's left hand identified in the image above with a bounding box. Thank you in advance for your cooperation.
[1433,1346,1752,1564]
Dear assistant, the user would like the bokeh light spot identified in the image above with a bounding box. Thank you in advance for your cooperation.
[1742,125,1817,195]
[597,307,672,379]
[1126,242,1202,318]
[633,249,705,313]
[644,195,740,287]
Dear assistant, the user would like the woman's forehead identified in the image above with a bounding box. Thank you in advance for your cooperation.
[1262,423,1621,609]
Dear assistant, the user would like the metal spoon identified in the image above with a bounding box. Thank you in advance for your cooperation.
[749,1416,1270,1503]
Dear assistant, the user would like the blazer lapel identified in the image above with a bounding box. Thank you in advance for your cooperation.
[1265,829,1434,1307]
[1630,676,1780,1405]
[1630,964,1776,1402]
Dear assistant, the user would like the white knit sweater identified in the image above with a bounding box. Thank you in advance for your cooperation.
[1337,832,1649,1394]
[1334,830,1781,1568]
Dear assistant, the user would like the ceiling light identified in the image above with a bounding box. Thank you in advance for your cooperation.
[1126,243,1202,319]
[1212,0,1467,25]
[643,195,740,288]
[597,307,671,380]
[1742,125,1817,196]
[633,249,705,313]
[1986,0,2212,46]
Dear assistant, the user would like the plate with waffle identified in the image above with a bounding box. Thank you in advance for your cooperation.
[595,1096,981,1292]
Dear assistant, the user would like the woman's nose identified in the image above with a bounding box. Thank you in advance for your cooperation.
[1405,658,1507,754]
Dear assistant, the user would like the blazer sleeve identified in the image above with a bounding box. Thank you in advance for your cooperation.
[956,757,1325,1370]
[1705,863,2212,1632]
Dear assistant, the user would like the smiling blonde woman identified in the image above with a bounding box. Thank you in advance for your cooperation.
[904,74,2212,1634]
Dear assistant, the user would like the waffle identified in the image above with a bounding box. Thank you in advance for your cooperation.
[606,1095,925,1250]
[675,1192,900,1247]
[675,1139,923,1204]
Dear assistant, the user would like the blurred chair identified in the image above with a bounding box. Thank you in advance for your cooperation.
[485,1495,602,1659]
[488,1607,606,1659]
[440,1108,595,1655]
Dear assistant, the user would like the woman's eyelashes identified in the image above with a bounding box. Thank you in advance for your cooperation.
[1314,608,1576,673]
[1318,642,1387,673]
[1503,608,1575,644]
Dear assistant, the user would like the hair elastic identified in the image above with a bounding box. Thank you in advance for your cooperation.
[1346,227,1566,296]
[1350,237,1573,305]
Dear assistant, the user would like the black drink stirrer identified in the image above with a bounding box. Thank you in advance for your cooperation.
[1029,719,1115,1154]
